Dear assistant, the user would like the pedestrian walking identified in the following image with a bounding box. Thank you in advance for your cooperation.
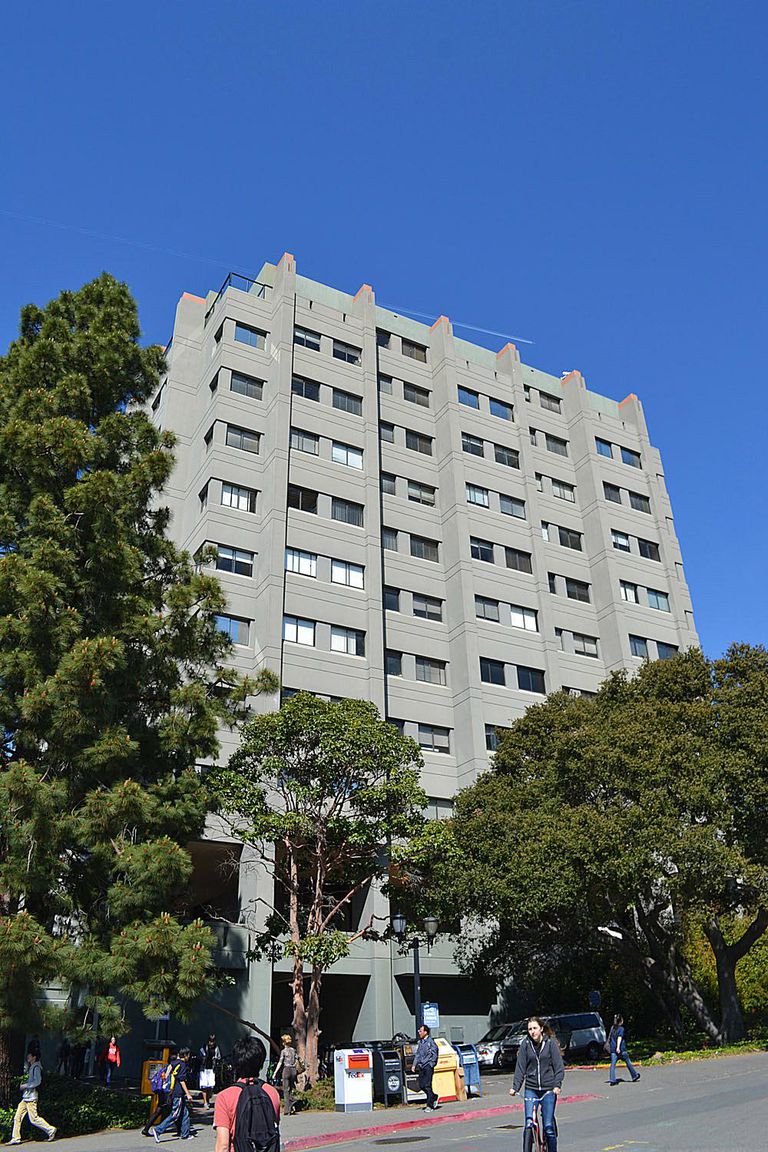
[198,1033,221,1108]
[509,1017,564,1152]
[412,1024,439,1112]
[103,1035,121,1086]
[149,1047,195,1142]
[213,1036,280,1152]
[273,1034,299,1117]
[608,1014,641,1085]
[8,1047,57,1144]
[55,1038,70,1077]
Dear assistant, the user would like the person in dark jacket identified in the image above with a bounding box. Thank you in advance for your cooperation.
[509,1017,564,1152]
[608,1015,640,1085]
[412,1024,439,1112]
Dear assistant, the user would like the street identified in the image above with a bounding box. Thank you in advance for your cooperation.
[37,1053,768,1152]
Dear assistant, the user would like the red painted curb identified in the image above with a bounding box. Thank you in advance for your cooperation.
[284,1094,601,1151]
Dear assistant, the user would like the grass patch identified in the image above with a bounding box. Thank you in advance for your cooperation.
[0,1075,149,1142]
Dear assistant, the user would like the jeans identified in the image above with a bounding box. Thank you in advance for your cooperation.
[154,1096,191,1139]
[609,1047,638,1082]
[524,1089,557,1152]
[417,1065,437,1109]
[106,1060,117,1086]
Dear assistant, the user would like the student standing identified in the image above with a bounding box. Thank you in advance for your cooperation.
[8,1048,57,1144]
[213,1036,280,1152]
[198,1034,221,1108]
[273,1034,299,1117]
[104,1036,121,1086]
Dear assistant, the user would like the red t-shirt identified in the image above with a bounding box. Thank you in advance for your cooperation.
[214,1079,280,1148]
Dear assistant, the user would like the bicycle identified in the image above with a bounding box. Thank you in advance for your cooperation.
[523,1090,557,1152]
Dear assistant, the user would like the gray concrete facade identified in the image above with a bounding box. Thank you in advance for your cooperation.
[142,253,698,1060]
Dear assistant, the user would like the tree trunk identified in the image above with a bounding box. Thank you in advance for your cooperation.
[0,1029,24,1107]
[290,952,308,1075]
[701,911,768,1044]
[304,965,322,1085]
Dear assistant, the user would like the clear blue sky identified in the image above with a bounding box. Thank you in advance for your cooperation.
[2,0,765,657]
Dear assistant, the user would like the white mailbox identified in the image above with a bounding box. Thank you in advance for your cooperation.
[334,1047,373,1112]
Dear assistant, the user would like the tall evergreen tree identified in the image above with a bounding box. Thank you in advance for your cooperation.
[0,275,276,1102]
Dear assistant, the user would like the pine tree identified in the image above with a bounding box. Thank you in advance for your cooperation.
[0,275,276,1102]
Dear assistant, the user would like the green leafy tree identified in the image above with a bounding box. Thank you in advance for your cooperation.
[405,646,768,1044]
[209,693,427,1082]
[0,275,276,1103]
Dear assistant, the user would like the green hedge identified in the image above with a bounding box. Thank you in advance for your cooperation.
[0,1075,149,1141]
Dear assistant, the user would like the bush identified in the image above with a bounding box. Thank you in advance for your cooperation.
[294,1077,336,1112]
[0,1075,149,1141]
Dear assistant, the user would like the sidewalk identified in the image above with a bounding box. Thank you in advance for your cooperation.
[30,1069,606,1152]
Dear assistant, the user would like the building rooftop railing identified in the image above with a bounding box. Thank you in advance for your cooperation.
[204,272,270,324]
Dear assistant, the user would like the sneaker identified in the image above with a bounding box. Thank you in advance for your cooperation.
[632,1073,641,1082]
[8,1141,21,1146]
[150,1129,160,1144]
[48,1133,57,1143]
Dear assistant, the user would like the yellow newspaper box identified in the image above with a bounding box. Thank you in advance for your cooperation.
[141,1048,170,1097]
[432,1037,459,1103]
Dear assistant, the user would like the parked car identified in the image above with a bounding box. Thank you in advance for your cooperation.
[476,1022,527,1069]
[499,1012,606,1068]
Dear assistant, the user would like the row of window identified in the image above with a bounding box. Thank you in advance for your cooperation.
[382,473,437,506]
[556,627,599,658]
[480,659,546,694]
[291,426,365,470]
[381,422,434,455]
[620,582,671,611]
[288,484,365,526]
[596,437,642,469]
[476,596,538,631]
[536,472,576,502]
[383,527,440,562]
[204,421,261,455]
[295,324,429,366]
[384,586,443,620]
[379,374,431,407]
[548,573,592,602]
[471,536,533,572]
[612,529,661,561]
[385,651,447,684]
[210,367,265,400]
[630,635,678,660]
[541,521,583,551]
[285,548,364,588]
[283,615,366,655]
[461,430,520,467]
[466,483,526,519]
[603,482,651,513]
[376,329,428,362]
[292,374,363,414]
[458,386,514,421]
[529,427,569,457]
[523,383,562,413]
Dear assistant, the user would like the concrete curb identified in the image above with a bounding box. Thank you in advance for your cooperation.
[284,1094,602,1150]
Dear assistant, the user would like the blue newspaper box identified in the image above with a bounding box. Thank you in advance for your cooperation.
[453,1043,482,1097]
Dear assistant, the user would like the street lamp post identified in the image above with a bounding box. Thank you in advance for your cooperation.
[392,913,439,1035]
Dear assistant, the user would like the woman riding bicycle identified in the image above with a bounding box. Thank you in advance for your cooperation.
[509,1016,565,1152]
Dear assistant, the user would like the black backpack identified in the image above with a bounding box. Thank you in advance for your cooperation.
[233,1080,280,1152]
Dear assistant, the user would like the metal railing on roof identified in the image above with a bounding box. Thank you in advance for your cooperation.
[204,272,270,324]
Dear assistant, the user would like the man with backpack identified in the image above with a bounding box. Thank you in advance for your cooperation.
[213,1036,280,1152]
[150,1047,195,1142]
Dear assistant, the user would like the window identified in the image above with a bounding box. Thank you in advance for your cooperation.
[638,538,661,561]
[405,430,433,455]
[221,482,257,513]
[404,381,430,407]
[283,616,316,646]
[612,529,631,552]
[215,614,250,646]
[552,479,575,502]
[529,427,539,445]
[523,384,531,402]
[485,724,503,751]
[332,441,364,469]
[558,526,582,551]
[458,386,480,409]
[573,632,599,658]
[378,374,393,394]
[234,323,266,349]
[548,572,558,594]
[647,588,671,612]
[629,490,651,513]
[402,338,427,363]
[380,422,395,442]
[382,527,398,551]
[540,522,551,542]
[545,433,568,457]
[621,446,642,469]
[596,438,613,458]
[466,483,490,507]
[413,593,443,621]
[294,326,321,350]
[331,559,364,588]
[657,641,679,660]
[535,473,544,491]
[476,596,500,622]
[230,371,263,399]
[285,548,317,577]
[555,626,565,649]
[204,423,214,448]
[604,482,622,504]
[462,432,485,456]
[471,537,494,563]
[199,482,208,509]
[332,388,363,415]
[480,658,506,685]
[377,329,391,348]
[490,397,514,421]
[387,716,405,734]
[226,424,260,454]
[494,444,520,468]
[381,472,397,495]
[287,485,318,514]
[510,605,538,632]
[418,723,450,753]
[330,626,365,656]
[565,578,591,603]
[384,586,400,611]
[386,650,402,676]
[517,665,546,694]
[540,391,561,413]
[331,497,364,527]
[215,545,254,577]
[629,634,649,658]
[620,580,638,604]
[500,494,526,519]
[410,535,439,562]
[505,547,533,574]
[416,656,447,686]
[408,480,436,506]
[291,427,319,455]
[292,375,320,401]
[333,339,362,365]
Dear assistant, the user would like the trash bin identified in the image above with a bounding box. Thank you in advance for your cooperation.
[453,1043,482,1097]
[371,1047,405,1106]
[433,1037,459,1103]
[333,1048,374,1113]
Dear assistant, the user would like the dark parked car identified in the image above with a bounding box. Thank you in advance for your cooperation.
[499,1012,605,1068]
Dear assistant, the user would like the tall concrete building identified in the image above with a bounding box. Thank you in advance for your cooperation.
[146,252,697,1050]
